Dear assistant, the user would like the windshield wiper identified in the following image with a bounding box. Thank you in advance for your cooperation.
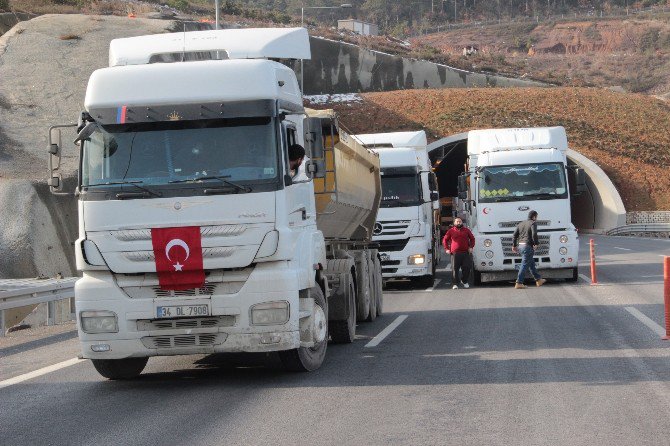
[86,180,162,198]
[169,175,252,193]
[526,193,560,200]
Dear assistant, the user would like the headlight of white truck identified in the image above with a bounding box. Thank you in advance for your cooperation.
[250,301,290,325]
[80,311,118,334]
[407,254,425,265]
[560,235,569,243]
[559,247,568,255]
[484,239,493,247]
[485,250,494,259]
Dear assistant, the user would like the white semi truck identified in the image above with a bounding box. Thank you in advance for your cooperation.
[355,132,441,288]
[47,28,383,379]
[455,127,582,284]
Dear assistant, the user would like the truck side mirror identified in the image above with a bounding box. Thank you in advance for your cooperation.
[457,175,468,199]
[430,191,439,201]
[303,117,325,160]
[305,159,325,179]
[47,124,77,195]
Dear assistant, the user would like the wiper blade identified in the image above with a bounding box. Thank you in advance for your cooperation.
[526,193,560,200]
[169,175,251,193]
[87,180,162,198]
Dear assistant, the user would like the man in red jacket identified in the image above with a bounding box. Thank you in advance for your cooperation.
[442,217,476,289]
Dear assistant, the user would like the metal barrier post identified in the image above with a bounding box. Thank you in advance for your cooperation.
[47,300,55,326]
[0,309,5,337]
[663,257,670,340]
[589,239,598,285]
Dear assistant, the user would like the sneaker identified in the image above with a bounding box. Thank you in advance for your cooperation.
[515,282,527,289]
[462,283,470,289]
[535,279,547,287]
[452,284,459,290]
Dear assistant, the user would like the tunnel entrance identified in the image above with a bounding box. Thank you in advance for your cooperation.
[427,134,622,232]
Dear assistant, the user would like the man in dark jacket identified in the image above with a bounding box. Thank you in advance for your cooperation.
[442,217,476,289]
[512,210,547,289]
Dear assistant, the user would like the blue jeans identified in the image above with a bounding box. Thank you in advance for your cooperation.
[517,244,541,283]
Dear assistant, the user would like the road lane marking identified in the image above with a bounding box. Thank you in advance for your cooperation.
[613,247,632,251]
[365,315,408,348]
[0,357,84,390]
[425,279,442,291]
[624,307,666,337]
[578,273,591,283]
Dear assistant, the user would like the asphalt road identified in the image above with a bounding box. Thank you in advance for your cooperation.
[1,235,669,446]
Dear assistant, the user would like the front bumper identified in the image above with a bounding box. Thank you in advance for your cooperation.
[379,238,432,279]
[75,262,302,360]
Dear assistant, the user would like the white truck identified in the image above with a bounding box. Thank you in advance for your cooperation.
[47,28,383,379]
[455,127,582,284]
[355,132,441,288]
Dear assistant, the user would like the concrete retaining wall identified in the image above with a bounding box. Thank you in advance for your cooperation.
[627,211,670,224]
[298,37,546,95]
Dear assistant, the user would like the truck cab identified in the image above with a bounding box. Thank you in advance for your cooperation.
[355,132,440,288]
[458,127,580,284]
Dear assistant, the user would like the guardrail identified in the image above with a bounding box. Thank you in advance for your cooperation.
[606,223,670,237]
[0,277,78,337]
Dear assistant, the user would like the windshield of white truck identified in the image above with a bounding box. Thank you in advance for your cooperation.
[80,117,279,190]
[478,162,568,203]
[380,174,421,208]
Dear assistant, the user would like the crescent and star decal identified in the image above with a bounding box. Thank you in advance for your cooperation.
[483,207,491,215]
[165,239,190,271]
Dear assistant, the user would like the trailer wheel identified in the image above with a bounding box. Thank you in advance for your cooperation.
[374,256,384,317]
[329,272,357,343]
[279,286,328,372]
[91,357,148,380]
[566,267,579,282]
[355,253,371,322]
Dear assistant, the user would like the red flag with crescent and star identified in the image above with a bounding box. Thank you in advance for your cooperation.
[151,226,205,291]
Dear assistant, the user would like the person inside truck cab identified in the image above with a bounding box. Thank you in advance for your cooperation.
[288,144,306,179]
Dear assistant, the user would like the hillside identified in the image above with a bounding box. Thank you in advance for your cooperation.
[307,88,670,212]
[413,17,670,97]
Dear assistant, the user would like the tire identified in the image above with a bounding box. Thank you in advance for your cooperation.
[366,256,378,322]
[566,267,579,282]
[329,272,357,343]
[91,357,148,380]
[279,286,328,372]
[416,274,435,288]
[355,253,371,322]
[473,270,482,286]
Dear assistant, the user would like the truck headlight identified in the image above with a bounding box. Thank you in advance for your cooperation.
[408,254,425,265]
[485,250,494,259]
[251,301,289,325]
[560,235,569,243]
[484,239,492,247]
[559,247,568,255]
[80,311,118,334]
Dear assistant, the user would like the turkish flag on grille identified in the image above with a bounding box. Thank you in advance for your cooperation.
[151,226,205,291]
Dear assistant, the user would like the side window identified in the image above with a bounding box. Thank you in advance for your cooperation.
[429,172,438,192]
[287,127,296,147]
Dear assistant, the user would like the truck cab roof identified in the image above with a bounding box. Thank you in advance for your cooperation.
[108,27,311,67]
[354,131,429,170]
[467,127,568,155]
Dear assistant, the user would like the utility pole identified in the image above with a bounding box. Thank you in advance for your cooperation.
[215,0,219,29]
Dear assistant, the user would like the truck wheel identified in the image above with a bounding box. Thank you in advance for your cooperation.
[91,357,148,380]
[566,267,579,282]
[355,253,371,322]
[279,286,328,372]
[417,275,435,288]
[329,272,357,343]
[473,270,482,286]
[366,256,377,322]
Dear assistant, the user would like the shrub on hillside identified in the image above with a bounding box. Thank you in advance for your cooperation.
[0,0,8,12]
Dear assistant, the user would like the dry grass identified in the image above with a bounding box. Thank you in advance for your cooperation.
[323,88,670,211]
[58,33,80,40]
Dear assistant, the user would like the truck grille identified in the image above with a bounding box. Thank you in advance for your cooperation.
[501,235,550,256]
[498,220,550,229]
[376,238,410,252]
[141,333,225,349]
[375,220,410,236]
[137,316,235,331]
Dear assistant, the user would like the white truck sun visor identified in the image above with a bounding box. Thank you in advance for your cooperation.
[109,27,311,67]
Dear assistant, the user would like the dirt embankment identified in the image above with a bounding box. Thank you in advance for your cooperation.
[311,88,670,212]
[412,18,670,95]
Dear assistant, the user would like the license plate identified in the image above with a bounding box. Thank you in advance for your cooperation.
[156,304,209,319]
[380,253,390,261]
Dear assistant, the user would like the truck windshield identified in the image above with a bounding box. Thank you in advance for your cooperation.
[380,174,421,208]
[478,162,568,203]
[80,117,279,189]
